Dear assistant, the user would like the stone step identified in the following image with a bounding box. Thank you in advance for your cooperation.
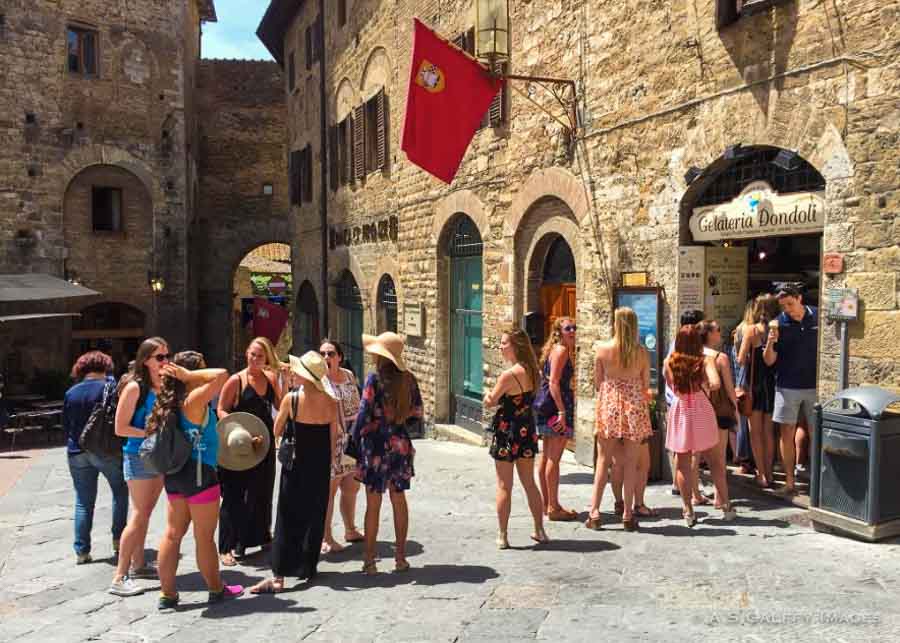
[432,423,485,447]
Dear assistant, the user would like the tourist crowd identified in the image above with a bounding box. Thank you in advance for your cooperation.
[61,284,816,608]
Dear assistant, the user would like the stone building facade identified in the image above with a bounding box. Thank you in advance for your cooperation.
[259,0,900,465]
[0,0,216,379]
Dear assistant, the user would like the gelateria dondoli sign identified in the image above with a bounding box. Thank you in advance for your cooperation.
[689,181,825,242]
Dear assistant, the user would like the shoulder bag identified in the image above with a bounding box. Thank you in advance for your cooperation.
[79,380,125,458]
[532,371,558,417]
[709,353,737,430]
[138,408,192,476]
[736,341,756,417]
[278,392,297,470]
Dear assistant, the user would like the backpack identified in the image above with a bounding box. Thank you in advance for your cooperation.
[79,380,125,458]
[138,406,193,476]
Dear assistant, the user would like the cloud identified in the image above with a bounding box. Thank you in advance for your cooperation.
[201,0,273,60]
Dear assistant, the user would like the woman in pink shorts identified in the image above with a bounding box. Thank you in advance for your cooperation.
[664,326,721,528]
[147,351,243,610]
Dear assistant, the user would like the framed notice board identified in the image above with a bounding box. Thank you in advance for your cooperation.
[613,287,663,395]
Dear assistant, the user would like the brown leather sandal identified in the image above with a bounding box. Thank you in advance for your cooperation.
[584,514,602,530]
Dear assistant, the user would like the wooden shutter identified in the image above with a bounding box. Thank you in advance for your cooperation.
[341,118,352,185]
[716,0,740,29]
[329,125,339,191]
[288,51,295,92]
[488,62,506,127]
[353,105,365,180]
[288,150,300,205]
[305,26,312,69]
[303,145,313,202]
[375,89,387,171]
[314,15,323,62]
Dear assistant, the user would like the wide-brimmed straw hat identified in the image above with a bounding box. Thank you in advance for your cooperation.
[216,412,271,471]
[362,332,407,371]
[289,351,337,399]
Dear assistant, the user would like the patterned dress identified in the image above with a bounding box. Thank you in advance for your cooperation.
[595,377,652,443]
[489,374,539,462]
[331,369,361,479]
[351,371,422,493]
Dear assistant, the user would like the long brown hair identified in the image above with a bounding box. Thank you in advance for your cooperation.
[504,327,540,390]
[669,325,705,394]
[752,294,781,325]
[121,336,167,397]
[539,317,572,367]
[732,299,755,343]
[376,355,413,424]
[612,307,641,369]
[146,351,204,436]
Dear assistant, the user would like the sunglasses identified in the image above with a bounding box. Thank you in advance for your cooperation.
[152,353,171,363]
[320,350,337,358]
[562,325,577,332]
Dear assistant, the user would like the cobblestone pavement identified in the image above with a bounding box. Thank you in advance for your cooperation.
[1,440,898,642]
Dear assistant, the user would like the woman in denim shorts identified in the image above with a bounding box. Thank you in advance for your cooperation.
[108,337,169,597]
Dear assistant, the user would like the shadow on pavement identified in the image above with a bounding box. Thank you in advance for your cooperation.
[308,563,500,590]
[559,472,594,485]
[531,538,621,553]
[636,524,738,537]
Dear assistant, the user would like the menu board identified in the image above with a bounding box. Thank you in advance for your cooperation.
[704,246,748,338]
[677,246,706,321]
[614,288,662,393]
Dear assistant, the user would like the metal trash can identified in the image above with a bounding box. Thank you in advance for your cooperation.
[809,386,900,541]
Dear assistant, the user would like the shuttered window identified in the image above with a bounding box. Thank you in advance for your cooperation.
[353,104,365,181]
[338,117,353,186]
[305,26,312,70]
[337,0,347,27]
[289,150,301,205]
[287,51,295,92]
[329,125,339,192]
[301,144,313,203]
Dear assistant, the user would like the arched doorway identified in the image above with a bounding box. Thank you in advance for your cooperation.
[536,235,576,344]
[296,280,320,353]
[335,270,364,378]
[71,302,146,375]
[445,215,484,432]
[376,274,398,334]
[232,243,292,370]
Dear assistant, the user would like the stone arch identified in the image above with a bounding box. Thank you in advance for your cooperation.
[60,144,160,209]
[369,255,403,314]
[432,189,490,245]
[328,248,372,330]
[505,166,590,237]
[334,77,357,121]
[360,46,392,99]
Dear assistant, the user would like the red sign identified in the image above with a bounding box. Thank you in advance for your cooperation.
[268,279,286,294]
[823,253,844,275]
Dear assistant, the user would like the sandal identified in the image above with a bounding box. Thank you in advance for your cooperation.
[496,531,510,550]
[683,511,697,528]
[632,504,658,517]
[362,560,378,576]
[547,508,577,522]
[613,500,625,516]
[321,541,345,555]
[622,517,639,532]
[249,578,283,594]
[584,514,602,531]
[344,529,365,543]
[530,527,550,544]
[220,552,237,567]
[394,559,410,573]
[692,496,712,507]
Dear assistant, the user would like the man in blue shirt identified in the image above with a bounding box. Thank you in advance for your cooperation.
[764,284,819,495]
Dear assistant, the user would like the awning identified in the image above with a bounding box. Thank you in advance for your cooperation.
[0,274,100,303]
[0,313,81,323]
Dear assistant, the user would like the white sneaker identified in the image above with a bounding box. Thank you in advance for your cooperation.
[795,464,809,480]
[76,553,92,565]
[109,576,144,597]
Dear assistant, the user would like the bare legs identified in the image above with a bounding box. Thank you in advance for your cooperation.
[587,436,613,521]
[538,436,571,514]
[749,410,775,486]
[363,487,409,570]
[780,423,798,491]
[618,440,640,523]
[158,498,222,597]
[675,452,695,520]
[587,438,640,523]
[114,476,163,582]
[339,476,362,540]
[322,478,345,553]
[707,430,731,511]
[494,458,545,543]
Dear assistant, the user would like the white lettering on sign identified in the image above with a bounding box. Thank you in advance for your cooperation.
[689,181,825,242]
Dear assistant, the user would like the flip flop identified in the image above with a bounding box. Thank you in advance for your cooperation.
[220,553,237,567]
[633,504,658,517]
[692,496,712,507]
[321,541,345,554]
[613,500,625,516]
[344,531,365,543]
[249,578,283,594]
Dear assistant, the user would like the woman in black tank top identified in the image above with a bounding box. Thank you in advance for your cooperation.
[483,329,547,550]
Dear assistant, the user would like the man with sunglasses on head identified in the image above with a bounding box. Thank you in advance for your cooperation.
[764,283,818,496]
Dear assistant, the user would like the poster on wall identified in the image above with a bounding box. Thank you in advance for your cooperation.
[614,288,662,394]
[677,246,706,321]
[704,246,749,339]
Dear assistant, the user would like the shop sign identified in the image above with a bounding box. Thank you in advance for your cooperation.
[689,181,825,242]
[823,253,845,275]
[705,246,749,338]
[267,279,287,294]
[677,246,705,321]
[826,288,859,321]
[329,215,399,250]
[403,301,424,337]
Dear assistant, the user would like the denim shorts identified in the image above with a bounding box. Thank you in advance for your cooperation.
[773,388,817,427]
[123,452,159,481]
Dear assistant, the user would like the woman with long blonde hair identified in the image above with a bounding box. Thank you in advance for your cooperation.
[586,308,653,531]
[216,337,285,566]
[533,317,578,521]
[483,327,547,549]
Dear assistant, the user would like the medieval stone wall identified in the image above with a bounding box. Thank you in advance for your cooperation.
[281,0,900,463]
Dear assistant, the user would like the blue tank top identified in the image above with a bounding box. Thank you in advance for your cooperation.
[179,406,218,468]
[123,390,157,455]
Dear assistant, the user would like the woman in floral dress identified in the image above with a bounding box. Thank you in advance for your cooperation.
[351,332,422,575]
[586,307,653,532]
[483,328,547,549]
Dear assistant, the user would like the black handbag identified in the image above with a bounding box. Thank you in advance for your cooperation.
[79,381,125,458]
[278,392,297,470]
[138,409,192,476]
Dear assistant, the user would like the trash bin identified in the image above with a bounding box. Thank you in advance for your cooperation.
[809,386,900,541]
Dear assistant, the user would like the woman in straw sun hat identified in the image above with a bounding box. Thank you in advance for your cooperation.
[351,332,422,576]
[250,351,338,594]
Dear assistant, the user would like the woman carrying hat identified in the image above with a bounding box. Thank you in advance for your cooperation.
[352,332,422,575]
[250,352,338,593]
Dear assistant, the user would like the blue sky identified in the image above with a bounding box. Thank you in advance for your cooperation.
[201,0,273,60]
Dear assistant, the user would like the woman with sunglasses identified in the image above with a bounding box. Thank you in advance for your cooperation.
[217,337,285,566]
[534,317,578,521]
[109,337,169,596]
[319,339,364,553]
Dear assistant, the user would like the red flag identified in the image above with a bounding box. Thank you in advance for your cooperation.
[252,297,289,345]
[401,19,503,184]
